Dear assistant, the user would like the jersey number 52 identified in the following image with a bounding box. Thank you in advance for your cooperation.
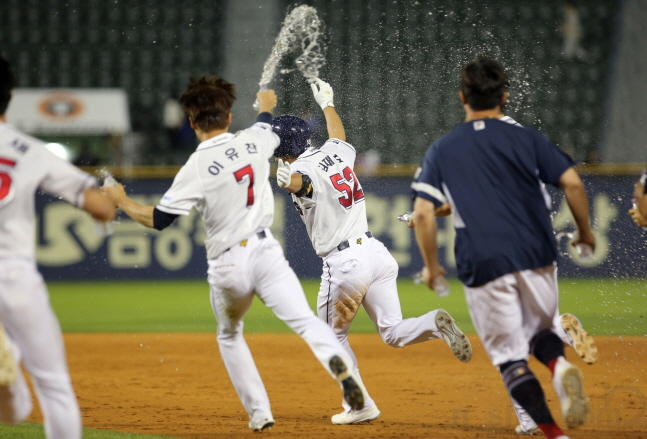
[329,166,364,208]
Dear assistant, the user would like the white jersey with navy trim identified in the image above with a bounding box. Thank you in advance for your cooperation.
[290,138,368,256]
[0,122,97,259]
[156,122,279,259]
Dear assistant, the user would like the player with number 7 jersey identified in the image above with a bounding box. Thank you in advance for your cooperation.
[273,78,473,426]
[101,76,366,431]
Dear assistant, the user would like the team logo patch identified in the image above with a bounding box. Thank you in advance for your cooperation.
[356,238,362,245]
[473,120,485,131]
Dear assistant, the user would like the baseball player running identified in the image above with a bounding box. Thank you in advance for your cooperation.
[272,78,472,425]
[413,57,594,439]
[412,118,598,435]
[101,76,363,431]
[0,55,116,439]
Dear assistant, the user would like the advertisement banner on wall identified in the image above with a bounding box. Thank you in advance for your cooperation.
[36,176,647,281]
[6,89,131,135]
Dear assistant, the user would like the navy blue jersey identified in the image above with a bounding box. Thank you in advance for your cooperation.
[414,117,574,287]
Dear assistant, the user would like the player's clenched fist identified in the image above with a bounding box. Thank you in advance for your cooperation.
[310,78,334,110]
[256,89,277,114]
[276,158,292,188]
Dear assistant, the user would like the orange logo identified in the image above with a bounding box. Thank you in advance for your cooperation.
[38,94,84,119]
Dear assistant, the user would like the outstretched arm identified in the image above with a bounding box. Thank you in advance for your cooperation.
[311,78,345,141]
[102,184,155,228]
[82,188,116,222]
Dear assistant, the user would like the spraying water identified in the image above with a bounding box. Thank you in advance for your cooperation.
[253,5,326,109]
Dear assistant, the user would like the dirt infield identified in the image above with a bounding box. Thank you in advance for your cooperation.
[27,333,647,438]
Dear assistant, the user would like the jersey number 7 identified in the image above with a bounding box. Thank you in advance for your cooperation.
[329,166,364,208]
[234,165,254,207]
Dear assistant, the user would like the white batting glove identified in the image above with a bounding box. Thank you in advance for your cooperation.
[276,159,292,188]
[310,78,334,110]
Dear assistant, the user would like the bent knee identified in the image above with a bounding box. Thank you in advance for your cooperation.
[379,328,400,347]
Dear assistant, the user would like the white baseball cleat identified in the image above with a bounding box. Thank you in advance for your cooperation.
[560,313,598,365]
[515,424,541,435]
[248,417,275,431]
[329,356,364,411]
[553,357,589,428]
[331,404,381,425]
[435,311,472,362]
[0,324,16,387]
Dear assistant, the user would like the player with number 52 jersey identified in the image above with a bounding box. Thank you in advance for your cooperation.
[273,78,473,426]
[287,135,367,256]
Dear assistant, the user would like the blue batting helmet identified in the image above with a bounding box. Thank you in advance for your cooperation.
[271,115,311,158]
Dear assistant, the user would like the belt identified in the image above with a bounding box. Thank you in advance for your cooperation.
[225,230,267,252]
[336,231,373,251]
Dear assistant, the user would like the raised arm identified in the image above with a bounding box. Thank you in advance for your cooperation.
[311,78,345,141]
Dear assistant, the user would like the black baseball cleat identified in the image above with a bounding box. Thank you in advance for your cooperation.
[329,355,364,410]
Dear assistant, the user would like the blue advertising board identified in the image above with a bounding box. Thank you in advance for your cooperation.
[36,175,646,281]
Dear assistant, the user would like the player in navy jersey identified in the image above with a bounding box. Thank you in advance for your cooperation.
[412,57,595,439]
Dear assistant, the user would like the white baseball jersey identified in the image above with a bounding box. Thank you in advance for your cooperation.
[290,138,368,256]
[0,122,96,259]
[156,121,279,260]
[0,121,88,438]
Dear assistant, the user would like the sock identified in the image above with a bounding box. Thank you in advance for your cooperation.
[500,360,556,426]
[547,358,559,377]
[530,329,565,371]
[537,423,565,439]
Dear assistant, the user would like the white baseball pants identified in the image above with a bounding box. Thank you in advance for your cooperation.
[0,258,81,439]
[317,233,444,411]
[207,229,355,425]
[465,264,563,431]
[463,264,560,367]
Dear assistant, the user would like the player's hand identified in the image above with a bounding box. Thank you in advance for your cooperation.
[100,183,127,208]
[571,230,596,252]
[276,159,292,189]
[435,203,452,217]
[257,89,277,114]
[310,78,334,110]
[421,265,447,290]
[629,208,647,227]
[634,181,645,202]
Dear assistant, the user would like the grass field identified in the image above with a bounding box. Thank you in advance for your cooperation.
[47,277,647,335]
[2,277,645,438]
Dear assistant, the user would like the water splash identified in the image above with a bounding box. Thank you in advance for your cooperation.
[258,5,326,87]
